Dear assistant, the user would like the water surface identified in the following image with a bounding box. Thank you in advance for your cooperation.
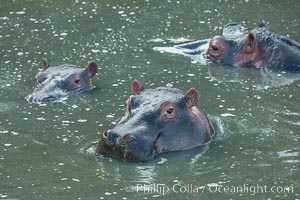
[0,0,299,199]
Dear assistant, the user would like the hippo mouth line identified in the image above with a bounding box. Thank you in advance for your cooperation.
[26,86,94,104]
[96,137,142,161]
[96,131,163,161]
[153,131,163,153]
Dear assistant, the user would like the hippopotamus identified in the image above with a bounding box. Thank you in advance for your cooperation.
[154,18,300,71]
[26,59,98,104]
[96,80,214,161]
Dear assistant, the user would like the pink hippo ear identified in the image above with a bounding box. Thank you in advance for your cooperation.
[244,33,257,54]
[184,88,199,108]
[131,80,144,95]
[85,61,98,77]
[43,58,49,70]
[259,17,270,30]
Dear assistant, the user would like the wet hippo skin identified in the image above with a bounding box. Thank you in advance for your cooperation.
[155,18,300,71]
[96,80,214,161]
[26,59,98,104]
[207,18,300,71]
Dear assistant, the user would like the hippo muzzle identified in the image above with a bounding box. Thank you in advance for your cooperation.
[26,84,66,104]
[97,130,155,161]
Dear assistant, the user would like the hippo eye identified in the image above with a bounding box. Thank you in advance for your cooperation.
[166,108,174,114]
[211,45,219,52]
[74,79,80,84]
[160,102,177,121]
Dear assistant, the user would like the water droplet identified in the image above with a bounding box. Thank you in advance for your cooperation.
[220,113,236,117]
[16,11,26,15]
[72,178,80,182]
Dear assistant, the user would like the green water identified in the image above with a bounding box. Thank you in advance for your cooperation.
[0,0,299,199]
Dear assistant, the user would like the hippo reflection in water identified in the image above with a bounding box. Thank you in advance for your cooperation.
[96,80,214,161]
[26,59,98,104]
[154,18,300,71]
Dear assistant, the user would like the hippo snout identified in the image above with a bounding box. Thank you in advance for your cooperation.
[97,129,147,161]
[39,95,58,103]
[26,93,60,104]
[102,130,135,146]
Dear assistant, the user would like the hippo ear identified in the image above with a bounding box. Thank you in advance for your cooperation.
[85,61,98,77]
[184,88,199,108]
[43,58,49,70]
[244,33,257,53]
[259,17,270,30]
[132,80,144,95]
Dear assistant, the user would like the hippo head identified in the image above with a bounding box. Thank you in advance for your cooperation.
[96,80,214,161]
[26,59,98,104]
[207,19,270,68]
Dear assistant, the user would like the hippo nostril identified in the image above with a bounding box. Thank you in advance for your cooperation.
[26,95,34,103]
[104,130,117,145]
[47,95,56,101]
[103,131,109,139]
[41,95,56,103]
[123,134,133,141]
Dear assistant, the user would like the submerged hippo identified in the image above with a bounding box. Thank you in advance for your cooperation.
[96,80,214,161]
[26,59,98,104]
[154,18,300,71]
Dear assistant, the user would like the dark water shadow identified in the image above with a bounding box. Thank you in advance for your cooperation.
[207,64,300,90]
